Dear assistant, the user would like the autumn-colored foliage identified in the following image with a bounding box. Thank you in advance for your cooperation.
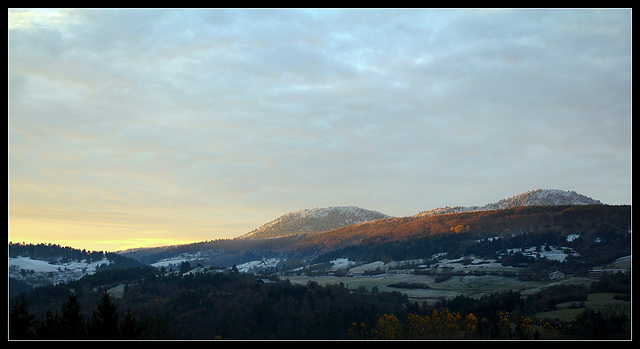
[293,205,630,255]
[348,309,569,340]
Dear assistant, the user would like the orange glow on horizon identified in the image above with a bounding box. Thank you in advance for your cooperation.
[8,217,240,252]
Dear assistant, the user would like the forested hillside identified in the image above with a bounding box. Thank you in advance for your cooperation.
[119,205,631,276]
[290,205,630,260]
[9,242,146,269]
[9,204,631,340]
[9,242,147,297]
[10,264,630,339]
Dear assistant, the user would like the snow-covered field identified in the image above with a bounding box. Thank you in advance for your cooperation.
[241,206,390,239]
[9,256,112,287]
[320,244,578,276]
[505,245,579,262]
[225,241,580,277]
[236,258,282,273]
[150,252,206,269]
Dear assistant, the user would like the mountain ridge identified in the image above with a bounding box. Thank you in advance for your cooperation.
[415,188,602,218]
[118,188,609,266]
[238,206,390,240]
[240,189,602,240]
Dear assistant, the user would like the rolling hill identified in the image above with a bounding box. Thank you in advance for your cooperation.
[288,204,630,257]
[8,242,147,297]
[414,188,602,217]
[119,188,623,267]
[10,190,630,340]
[239,189,601,240]
[238,206,390,239]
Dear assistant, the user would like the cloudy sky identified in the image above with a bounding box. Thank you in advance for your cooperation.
[9,8,631,251]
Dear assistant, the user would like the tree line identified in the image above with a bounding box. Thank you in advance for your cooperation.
[10,291,146,340]
[9,266,408,339]
[305,205,630,279]
[349,272,630,340]
[348,310,566,340]
[10,264,630,340]
[9,242,146,270]
[9,242,107,264]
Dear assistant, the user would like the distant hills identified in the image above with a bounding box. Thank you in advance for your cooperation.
[8,242,147,297]
[9,188,631,340]
[9,187,632,311]
[239,189,603,240]
[289,203,626,256]
[10,205,631,340]
[11,188,617,278]
[239,206,390,240]
[414,189,602,218]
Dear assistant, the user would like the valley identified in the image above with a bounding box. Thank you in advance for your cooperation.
[285,253,630,326]
[12,189,627,306]
[279,251,622,305]
[284,272,592,306]
[9,189,632,339]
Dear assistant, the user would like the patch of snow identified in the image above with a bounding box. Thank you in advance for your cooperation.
[566,234,580,242]
[236,258,282,273]
[9,256,112,286]
[240,206,390,239]
[476,236,501,242]
[329,258,355,270]
[416,189,601,218]
[9,256,62,273]
[349,261,385,274]
[182,266,227,276]
[505,245,578,262]
[150,251,205,268]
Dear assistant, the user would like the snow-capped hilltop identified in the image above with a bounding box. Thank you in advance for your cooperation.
[416,189,602,218]
[241,190,601,238]
[486,189,602,210]
[239,206,390,239]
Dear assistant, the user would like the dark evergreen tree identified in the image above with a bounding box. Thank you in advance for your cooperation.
[9,297,35,339]
[179,261,191,274]
[89,290,119,339]
[60,293,85,339]
[34,309,61,339]
[119,308,140,339]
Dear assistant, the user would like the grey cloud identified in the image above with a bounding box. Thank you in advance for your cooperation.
[9,9,631,238]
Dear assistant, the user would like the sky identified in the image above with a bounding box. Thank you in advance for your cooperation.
[8,8,632,252]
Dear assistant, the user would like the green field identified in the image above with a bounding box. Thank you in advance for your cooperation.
[285,271,630,328]
[284,273,587,305]
[535,292,631,322]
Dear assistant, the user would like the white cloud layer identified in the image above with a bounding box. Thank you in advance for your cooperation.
[9,9,631,248]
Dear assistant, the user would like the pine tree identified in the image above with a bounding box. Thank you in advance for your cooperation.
[9,297,35,339]
[89,290,119,339]
[119,308,140,339]
[35,309,61,339]
[60,292,85,339]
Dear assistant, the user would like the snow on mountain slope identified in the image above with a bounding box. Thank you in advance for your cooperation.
[239,206,391,239]
[240,190,599,239]
[487,189,602,209]
[416,189,602,218]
